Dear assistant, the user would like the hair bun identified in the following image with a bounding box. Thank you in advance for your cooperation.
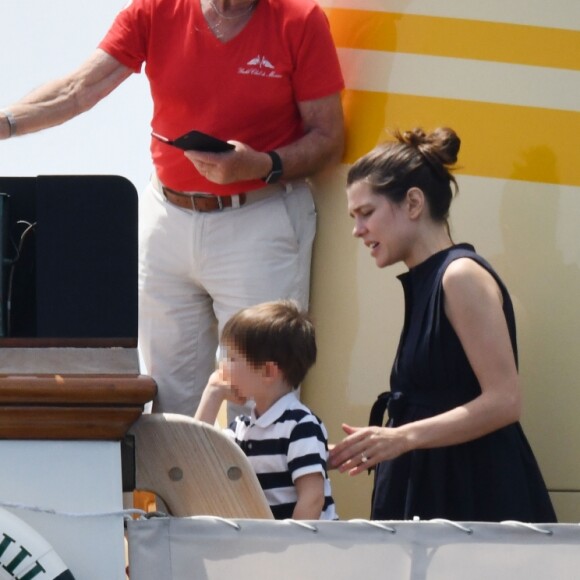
[401,128,427,148]
[399,127,460,168]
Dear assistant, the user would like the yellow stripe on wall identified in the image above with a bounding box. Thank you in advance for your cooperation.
[326,8,580,72]
[342,90,580,187]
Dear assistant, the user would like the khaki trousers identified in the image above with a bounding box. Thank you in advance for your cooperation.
[138,177,316,416]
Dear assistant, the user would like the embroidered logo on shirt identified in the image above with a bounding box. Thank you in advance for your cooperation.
[239,55,282,78]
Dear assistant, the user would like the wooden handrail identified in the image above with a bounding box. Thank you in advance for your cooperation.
[0,374,156,440]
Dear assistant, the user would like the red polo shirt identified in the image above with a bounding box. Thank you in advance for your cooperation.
[99,0,344,193]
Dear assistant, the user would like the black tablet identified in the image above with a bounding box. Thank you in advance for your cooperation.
[152,130,234,153]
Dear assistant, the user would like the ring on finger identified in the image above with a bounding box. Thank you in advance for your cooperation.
[361,453,369,463]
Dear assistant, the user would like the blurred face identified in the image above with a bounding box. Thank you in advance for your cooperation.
[220,344,266,402]
[347,180,414,268]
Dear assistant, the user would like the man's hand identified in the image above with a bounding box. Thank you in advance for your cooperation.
[183,142,271,184]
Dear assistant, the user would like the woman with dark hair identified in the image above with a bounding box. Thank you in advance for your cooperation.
[330,128,556,522]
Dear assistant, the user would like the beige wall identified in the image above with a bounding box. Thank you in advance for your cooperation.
[304,1,580,520]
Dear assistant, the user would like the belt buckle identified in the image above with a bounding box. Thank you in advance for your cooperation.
[192,192,223,211]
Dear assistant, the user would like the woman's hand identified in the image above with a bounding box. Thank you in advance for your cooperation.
[329,423,411,476]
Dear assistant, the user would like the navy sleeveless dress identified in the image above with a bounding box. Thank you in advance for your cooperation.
[370,244,556,522]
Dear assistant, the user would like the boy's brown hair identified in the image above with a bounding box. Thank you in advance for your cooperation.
[221,300,316,388]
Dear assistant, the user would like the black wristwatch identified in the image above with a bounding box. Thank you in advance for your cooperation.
[262,150,283,184]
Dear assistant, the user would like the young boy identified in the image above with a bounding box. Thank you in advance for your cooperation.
[195,300,337,520]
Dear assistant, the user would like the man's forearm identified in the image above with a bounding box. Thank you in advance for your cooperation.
[278,93,345,180]
[0,49,132,140]
[277,127,344,181]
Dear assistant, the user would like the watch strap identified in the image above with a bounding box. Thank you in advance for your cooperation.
[0,109,16,138]
[263,150,283,184]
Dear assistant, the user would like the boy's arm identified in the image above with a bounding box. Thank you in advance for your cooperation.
[292,473,325,520]
[194,368,247,424]
[194,369,229,424]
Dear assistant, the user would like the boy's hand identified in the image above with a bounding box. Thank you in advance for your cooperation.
[194,368,245,424]
[206,368,247,406]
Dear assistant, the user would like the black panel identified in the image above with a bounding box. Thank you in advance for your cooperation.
[121,434,136,493]
[0,193,9,336]
[0,175,138,339]
[0,177,38,337]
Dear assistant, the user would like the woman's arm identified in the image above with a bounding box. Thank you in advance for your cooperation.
[183,92,345,184]
[1,49,132,139]
[330,258,522,475]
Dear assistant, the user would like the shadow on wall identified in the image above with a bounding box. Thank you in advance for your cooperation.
[304,7,407,519]
[304,166,372,519]
[492,145,580,504]
[305,163,403,519]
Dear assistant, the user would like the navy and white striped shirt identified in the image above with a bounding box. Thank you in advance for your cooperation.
[228,392,337,520]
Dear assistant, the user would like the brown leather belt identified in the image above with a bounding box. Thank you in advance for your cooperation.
[153,174,298,212]
[162,186,245,212]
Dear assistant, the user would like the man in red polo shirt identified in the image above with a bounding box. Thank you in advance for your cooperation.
[0,0,344,417]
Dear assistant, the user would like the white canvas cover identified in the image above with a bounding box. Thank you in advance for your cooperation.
[127,517,580,579]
